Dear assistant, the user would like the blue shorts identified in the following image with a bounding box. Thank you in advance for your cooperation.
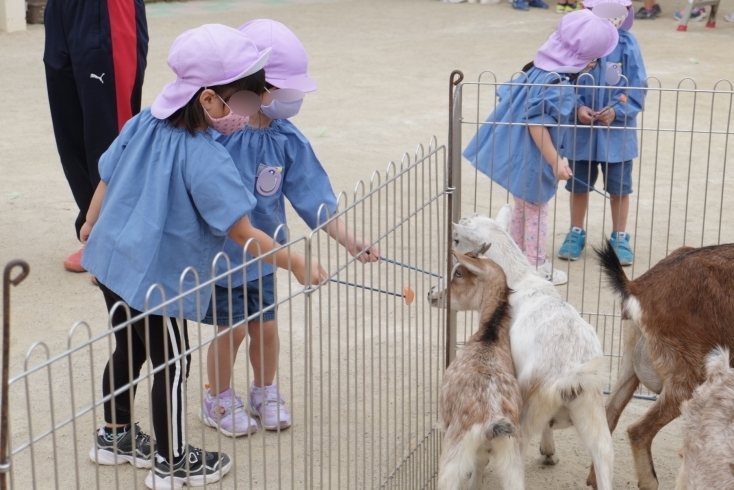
[565,160,633,196]
[203,274,276,326]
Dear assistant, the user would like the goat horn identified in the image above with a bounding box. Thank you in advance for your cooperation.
[470,243,491,256]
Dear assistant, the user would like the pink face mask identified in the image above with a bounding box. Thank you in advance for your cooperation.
[204,95,249,135]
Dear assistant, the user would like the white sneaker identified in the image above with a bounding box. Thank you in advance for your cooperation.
[536,260,568,286]
[725,12,734,22]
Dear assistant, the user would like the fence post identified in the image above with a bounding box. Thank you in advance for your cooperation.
[445,70,464,368]
[1,260,30,489]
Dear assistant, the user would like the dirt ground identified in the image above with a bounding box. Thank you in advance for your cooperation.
[1,0,734,488]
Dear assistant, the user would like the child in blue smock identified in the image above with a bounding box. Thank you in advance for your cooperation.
[199,19,379,437]
[559,0,646,265]
[79,25,324,489]
[463,9,619,286]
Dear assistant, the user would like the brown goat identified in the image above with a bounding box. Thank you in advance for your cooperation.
[675,347,734,490]
[429,246,524,490]
[590,241,734,490]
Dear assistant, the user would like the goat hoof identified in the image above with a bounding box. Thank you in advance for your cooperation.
[541,454,559,466]
[586,482,598,490]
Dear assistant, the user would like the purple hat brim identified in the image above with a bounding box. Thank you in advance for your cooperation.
[267,74,318,93]
[151,47,272,120]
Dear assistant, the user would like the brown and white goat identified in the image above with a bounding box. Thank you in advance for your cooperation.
[429,245,524,490]
[452,206,614,490]
[593,241,734,490]
[675,347,734,490]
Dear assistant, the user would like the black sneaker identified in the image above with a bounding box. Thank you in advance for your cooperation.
[144,445,232,489]
[635,6,658,18]
[652,3,662,14]
[89,423,154,468]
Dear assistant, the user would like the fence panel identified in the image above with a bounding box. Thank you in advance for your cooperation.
[2,139,449,490]
[452,71,734,396]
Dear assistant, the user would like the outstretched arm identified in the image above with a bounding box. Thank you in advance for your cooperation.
[528,125,573,180]
[325,216,380,263]
[228,215,327,286]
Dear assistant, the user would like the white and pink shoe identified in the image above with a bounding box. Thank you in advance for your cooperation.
[249,383,291,431]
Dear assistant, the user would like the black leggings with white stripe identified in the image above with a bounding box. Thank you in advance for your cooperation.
[99,283,191,462]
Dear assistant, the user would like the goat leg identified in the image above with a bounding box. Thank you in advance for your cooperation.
[587,319,641,489]
[539,425,559,465]
[628,387,684,490]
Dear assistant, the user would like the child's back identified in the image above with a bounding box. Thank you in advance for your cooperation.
[83,107,255,319]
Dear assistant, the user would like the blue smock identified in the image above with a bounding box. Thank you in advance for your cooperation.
[82,108,256,320]
[563,30,647,163]
[463,67,577,204]
[213,118,339,286]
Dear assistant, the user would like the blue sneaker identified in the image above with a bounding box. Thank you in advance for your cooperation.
[513,0,529,10]
[528,0,549,8]
[558,227,586,261]
[609,231,634,266]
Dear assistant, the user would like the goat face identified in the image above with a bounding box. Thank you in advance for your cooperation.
[452,204,513,259]
[428,245,504,311]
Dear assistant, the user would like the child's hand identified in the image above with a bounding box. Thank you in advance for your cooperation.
[577,106,594,125]
[554,160,573,181]
[593,106,615,126]
[349,236,380,263]
[80,222,93,244]
[292,254,328,286]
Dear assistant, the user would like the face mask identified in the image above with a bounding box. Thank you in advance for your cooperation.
[261,98,304,120]
[204,95,249,135]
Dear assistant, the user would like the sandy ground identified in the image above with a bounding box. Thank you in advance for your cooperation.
[2,0,734,488]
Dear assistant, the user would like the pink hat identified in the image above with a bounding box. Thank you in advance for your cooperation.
[238,19,317,93]
[534,9,619,74]
[151,24,271,119]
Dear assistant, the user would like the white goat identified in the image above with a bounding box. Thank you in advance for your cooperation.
[429,245,524,490]
[451,204,614,490]
[675,347,734,490]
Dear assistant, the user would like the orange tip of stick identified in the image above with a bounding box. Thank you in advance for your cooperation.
[403,287,415,305]
[619,94,627,103]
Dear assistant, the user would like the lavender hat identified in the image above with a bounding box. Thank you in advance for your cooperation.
[151,24,271,119]
[239,19,317,93]
[534,9,619,74]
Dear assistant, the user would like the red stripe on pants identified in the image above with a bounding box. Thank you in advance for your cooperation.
[108,0,138,131]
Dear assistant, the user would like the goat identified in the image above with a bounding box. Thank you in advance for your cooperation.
[675,347,734,490]
[452,204,614,490]
[429,244,524,490]
[593,240,734,490]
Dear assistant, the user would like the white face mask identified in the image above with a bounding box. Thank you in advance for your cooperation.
[204,95,249,135]
[260,87,306,120]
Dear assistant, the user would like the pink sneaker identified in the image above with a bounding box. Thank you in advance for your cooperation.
[64,247,86,273]
[200,388,257,437]
[249,383,291,431]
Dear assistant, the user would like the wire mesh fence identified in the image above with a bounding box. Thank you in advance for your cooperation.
[3,70,734,490]
[2,139,449,490]
[451,70,734,397]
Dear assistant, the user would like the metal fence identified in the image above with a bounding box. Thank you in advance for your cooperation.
[1,138,449,489]
[449,69,734,396]
[2,70,734,490]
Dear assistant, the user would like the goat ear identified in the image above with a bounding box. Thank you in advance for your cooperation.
[454,250,486,277]
[495,204,512,232]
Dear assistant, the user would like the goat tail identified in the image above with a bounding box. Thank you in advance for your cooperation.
[594,240,631,302]
[550,357,605,405]
[704,346,732,380]
[486,417,516,440]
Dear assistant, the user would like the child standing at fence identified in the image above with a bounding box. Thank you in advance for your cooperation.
[80,25,325,489]
[558,0,646,265]
[200,19,379,437]
[463,10,619,286]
